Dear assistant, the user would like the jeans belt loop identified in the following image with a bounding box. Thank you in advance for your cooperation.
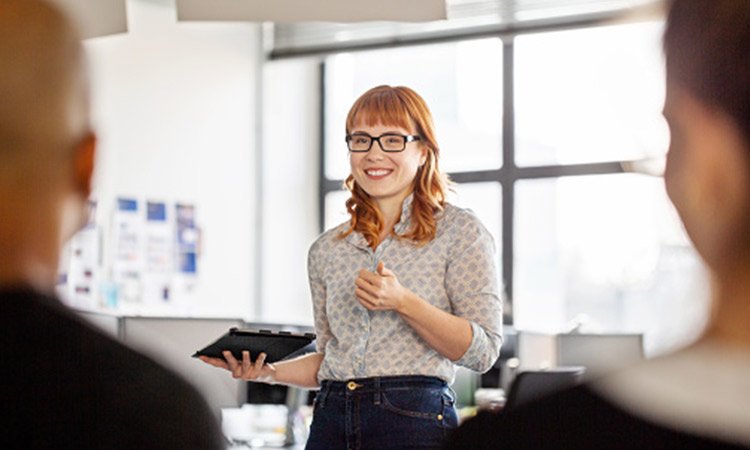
[447,385,457,405]
[318,382,329,408]
[374,377,381,405]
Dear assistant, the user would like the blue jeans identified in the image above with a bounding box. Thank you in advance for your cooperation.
[305,376,458,450]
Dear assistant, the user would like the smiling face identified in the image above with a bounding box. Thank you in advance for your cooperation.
[349,120,426,212]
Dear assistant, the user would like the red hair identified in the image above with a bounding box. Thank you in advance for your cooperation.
[338,85,450,249]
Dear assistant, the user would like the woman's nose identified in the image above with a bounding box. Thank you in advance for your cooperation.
[365,141,386,160]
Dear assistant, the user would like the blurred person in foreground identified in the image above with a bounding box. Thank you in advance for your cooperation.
[444,0,750,448]
[0,1,224,448]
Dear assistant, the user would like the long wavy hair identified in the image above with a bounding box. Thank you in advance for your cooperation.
[338,85,450,249]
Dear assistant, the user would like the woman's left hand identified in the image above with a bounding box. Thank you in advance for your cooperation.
[355,261,412,312]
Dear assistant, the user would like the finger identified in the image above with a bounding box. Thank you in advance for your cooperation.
[355,277,378,296]
[242,351,252,372]
[358,268,380,283]
[355,286,376,302]
[380,266,395,277]
[376,261,396,277]
[223,351,244,378]
[223,350,239,370]
[357,270,381,285]
[356,296,374,311]
[355,287,379,309]
[254,353,267,372]
[355,287,371,306]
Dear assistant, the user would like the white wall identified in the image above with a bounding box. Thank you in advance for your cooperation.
[84,0,260,319]
[260,58,321,325]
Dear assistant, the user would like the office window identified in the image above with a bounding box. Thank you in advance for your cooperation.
[515,22,668,167]
[448,182,503,287]
[324,38,503,181]
[514,174,708,354]
[447,182,502,262]
[324,189,350,231]
[318,18,709,353]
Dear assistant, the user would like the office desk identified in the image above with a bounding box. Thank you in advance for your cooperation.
[222,405,309,450]
[227,443,305,450]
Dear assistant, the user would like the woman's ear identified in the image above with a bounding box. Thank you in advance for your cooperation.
[419,147,428,167]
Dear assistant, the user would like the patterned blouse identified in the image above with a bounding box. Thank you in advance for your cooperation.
[307,194,504,384]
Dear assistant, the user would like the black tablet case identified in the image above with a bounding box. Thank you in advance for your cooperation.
[192,327,316,363]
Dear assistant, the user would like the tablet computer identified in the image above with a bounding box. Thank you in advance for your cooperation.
[192,327,316,363]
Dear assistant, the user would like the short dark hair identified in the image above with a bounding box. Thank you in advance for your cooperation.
[664,0,750,141]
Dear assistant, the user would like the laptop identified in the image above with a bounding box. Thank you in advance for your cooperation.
[503,366,585,411]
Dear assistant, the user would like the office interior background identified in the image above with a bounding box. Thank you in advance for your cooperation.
[59,0,709,416]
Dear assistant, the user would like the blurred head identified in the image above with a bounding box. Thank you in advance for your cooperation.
[663,0,750,274]
[341,85,449,248]
[0,0,96,284]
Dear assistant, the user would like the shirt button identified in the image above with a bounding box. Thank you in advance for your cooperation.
[437,414,444,421]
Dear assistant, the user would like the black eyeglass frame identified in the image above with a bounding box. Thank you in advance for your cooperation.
[345,133,421,153]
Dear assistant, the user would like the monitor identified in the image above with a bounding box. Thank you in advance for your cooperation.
[557,333,644,379]
[504,367,585,411]
[517,331,645,380]
[75,309,121,338]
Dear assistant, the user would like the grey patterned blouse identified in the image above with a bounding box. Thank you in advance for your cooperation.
[307,194,504,384]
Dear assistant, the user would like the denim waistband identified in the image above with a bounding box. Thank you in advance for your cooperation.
[320,375,447,394]
[315,376,456,411]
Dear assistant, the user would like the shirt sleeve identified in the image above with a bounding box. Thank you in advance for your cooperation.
[445,210,504,372]
[307,238,331,354]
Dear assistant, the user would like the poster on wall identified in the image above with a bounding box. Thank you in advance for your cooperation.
[143,201,174,307]
[173,203,199,314]
[90,197,203,315]
[176,203,199,275]
[58,199,100,309]
[111,197,143,311]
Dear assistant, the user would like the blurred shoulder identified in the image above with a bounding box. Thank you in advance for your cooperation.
[0,288,224,448]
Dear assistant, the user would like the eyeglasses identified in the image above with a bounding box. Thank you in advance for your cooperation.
[345,133,421,153]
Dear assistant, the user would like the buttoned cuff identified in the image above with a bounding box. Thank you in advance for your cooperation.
[454,321,500,373]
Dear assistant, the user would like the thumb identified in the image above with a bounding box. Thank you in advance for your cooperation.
[377,261,394,277]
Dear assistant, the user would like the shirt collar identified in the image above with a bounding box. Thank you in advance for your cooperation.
[345,192,415,250]
[394,192,414,234]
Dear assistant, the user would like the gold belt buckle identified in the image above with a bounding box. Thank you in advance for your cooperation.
[346,381,362,391]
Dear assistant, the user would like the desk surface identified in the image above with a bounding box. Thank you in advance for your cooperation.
[222,404,309,450]
[227,444,304,450]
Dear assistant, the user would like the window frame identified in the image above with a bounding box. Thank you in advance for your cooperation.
[308,15,663,325]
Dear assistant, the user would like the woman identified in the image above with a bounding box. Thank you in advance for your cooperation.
[201,85,503,449]
[444,1,750,448]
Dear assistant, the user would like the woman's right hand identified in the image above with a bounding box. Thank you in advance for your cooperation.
[199,350,277,383]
